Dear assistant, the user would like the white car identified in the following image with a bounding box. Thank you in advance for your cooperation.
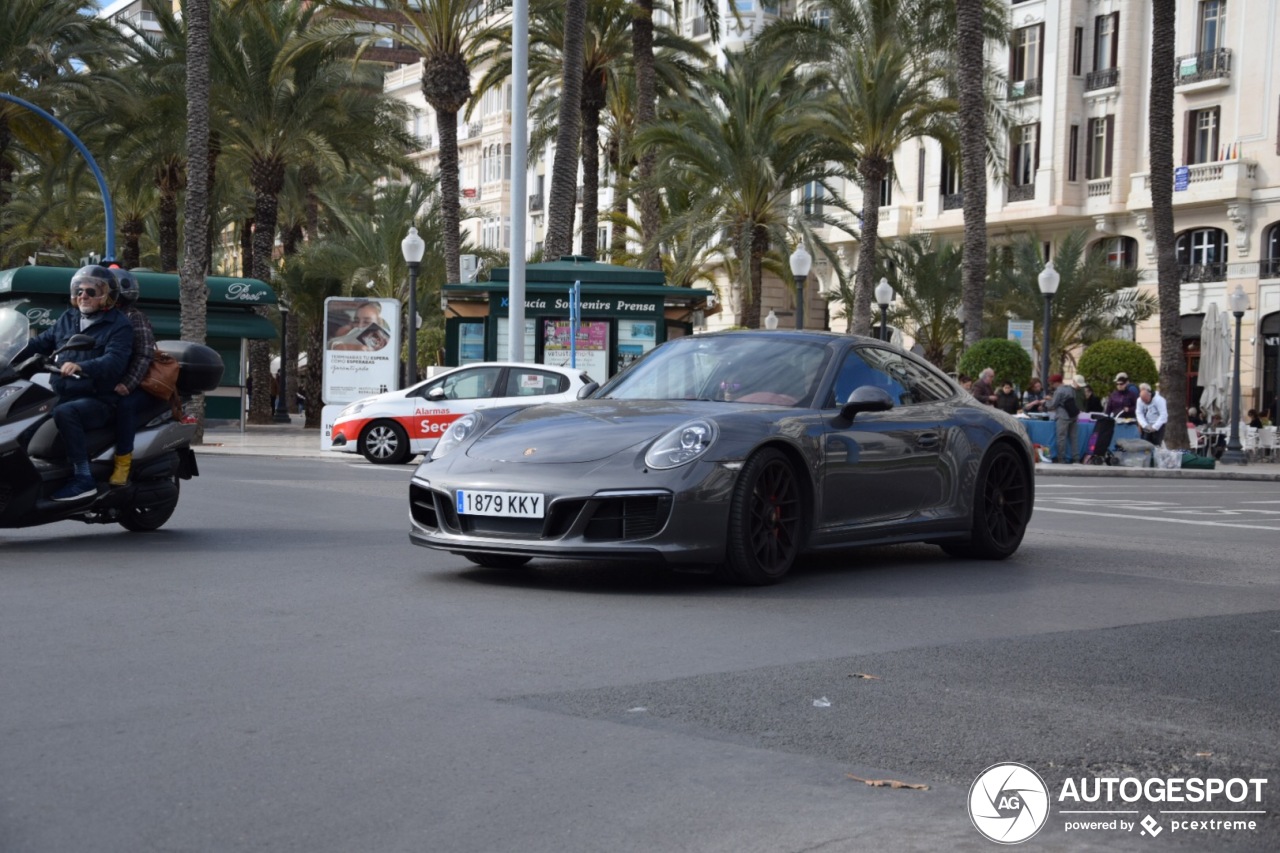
[329,362,598,464]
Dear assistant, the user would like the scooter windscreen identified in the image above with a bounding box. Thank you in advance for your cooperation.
[0,307,31,369]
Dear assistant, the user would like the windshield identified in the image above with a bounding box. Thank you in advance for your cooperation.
[0,307,31,371]
[597,333,830,407]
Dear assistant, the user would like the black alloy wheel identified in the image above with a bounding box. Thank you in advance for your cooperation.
[359,420,411,465]
[723,447,803,585]
[943,444,1030,559]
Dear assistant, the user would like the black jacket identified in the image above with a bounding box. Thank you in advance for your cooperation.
[18,308,134,401]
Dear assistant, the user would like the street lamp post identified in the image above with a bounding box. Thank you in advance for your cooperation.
[401,227,425,387]
[1037,261,1060,385]
[273,305,291,422]
[788,245,812,331]
[874,277,894,341]
[1221,284,1251,465]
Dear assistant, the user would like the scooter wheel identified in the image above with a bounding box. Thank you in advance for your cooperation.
[119,476,180,532]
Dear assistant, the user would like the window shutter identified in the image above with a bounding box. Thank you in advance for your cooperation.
[1104,116,1115,177]
[1110,13,1119,68]
[1037,24,1045,80]
[1034,123,1041,171]
[1085,121,1094,178]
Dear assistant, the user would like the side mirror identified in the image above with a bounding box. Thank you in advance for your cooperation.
[54,334,97,355]
[426,387,446,401]
[839,385,894,421]
[577,382,600,399]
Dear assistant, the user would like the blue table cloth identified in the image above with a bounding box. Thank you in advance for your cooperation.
[1021,417,1140,461]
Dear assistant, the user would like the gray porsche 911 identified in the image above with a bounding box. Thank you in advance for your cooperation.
[408,330,1034,584]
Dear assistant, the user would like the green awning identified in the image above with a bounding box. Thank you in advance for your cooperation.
[0,265,277,307]
[2,299,277,340]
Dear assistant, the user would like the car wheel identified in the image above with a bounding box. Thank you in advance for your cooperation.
[463,554,532,569]
[942,444,1030,560]
[359,420,410,464]
[723,447,803,585]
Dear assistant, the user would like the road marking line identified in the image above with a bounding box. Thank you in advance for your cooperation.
[1035,506,1280,530]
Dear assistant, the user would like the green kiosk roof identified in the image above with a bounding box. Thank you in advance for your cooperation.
[446,257,713,304]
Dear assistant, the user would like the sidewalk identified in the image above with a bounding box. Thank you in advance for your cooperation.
[195,419,1280,479]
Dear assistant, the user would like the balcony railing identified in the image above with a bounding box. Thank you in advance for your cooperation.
[692,16,709,37]
[1008,78,1042,99]
[529,194,544,212]
[576,186,585,203]
[467,121,482,138]
[1085,68,1119,91]
[1178,262,1227,283]
[1087,178,1111,198]
[941,192,964,211]
[1260,258,1280,279]
[418,134,435,150]
[1175,48,1231,85]
[1008,183,1036,202]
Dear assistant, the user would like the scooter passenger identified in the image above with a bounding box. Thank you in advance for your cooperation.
[15,265,134,500]
[106,266,157,486]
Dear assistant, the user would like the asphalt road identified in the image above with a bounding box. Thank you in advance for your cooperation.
[0,458,1276,853]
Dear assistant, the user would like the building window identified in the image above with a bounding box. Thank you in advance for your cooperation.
[941,154,961,195]
[1011,124,1039,186]
[879,170,893,207]
[1187,107,1220,164]
[1263,223,1280,278]
[1095,236,1138,269]
[1011,24,1044,91]
[1176,228,1228,281]
[802,181,824,218]
[917,149,925,202]
[1094,13,1119,71]
[503,143,511,181]
[1086,116,1114,179]
[1199,0,1226,52]
[1073,27,1084,75]
[1068,125,1080,182]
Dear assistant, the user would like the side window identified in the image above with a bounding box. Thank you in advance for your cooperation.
[441,366,502,399]
[505,369,567,396]
[829,350,885,408]
[853,347,915,406]
[895,355,956,402]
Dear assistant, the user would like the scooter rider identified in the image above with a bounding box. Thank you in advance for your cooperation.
[15,265,134,501]
[106,266,156,486]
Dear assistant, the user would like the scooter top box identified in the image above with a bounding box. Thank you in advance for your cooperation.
[158,340,224,395]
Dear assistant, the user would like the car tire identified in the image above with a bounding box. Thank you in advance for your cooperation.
[941,443,1031,560]
[359,420,411,465]
[463,554,532,569]
[722,447,803,585]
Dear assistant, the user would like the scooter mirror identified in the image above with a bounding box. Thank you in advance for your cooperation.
[54,334,97,354]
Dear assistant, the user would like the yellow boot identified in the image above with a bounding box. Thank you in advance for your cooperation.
[109,453,132,487]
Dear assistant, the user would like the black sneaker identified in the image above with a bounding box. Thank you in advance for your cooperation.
[51,476,97,502]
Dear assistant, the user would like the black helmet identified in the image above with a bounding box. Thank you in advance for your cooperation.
[109,265,140,305]
[69,264,120,311]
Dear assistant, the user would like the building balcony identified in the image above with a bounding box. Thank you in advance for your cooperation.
[1085,67,1119,92]
[467,121,482,138]
[1179,263,1227,284]
[1130,159,1257,207]
[529,194,544,212]
[1008,78,1042,100]
[1087,178,1112,199]
[1260,257,1280,280]
[1007,182,1036,203]
[692,16,709,37]
[940,192,964,212]
[1175,48,1231,86]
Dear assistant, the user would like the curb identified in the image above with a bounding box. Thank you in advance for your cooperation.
[1034,462,1280,482]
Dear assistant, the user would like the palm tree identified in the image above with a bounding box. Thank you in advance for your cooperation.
[0,0,124,266]
[880,235,964,369]
[986,231,1156,377]
[1149,0,1186,448]
[640,48,845,330]
[542,0,587,260]
[218,0,419,423]
[179,0,213,432]
[318,0,508,286]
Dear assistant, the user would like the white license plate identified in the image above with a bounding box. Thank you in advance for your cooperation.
[456,490,545,518]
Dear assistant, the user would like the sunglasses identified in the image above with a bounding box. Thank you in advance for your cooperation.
[74,287,104,298]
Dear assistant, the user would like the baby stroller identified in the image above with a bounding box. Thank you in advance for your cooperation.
[1084,414,1117,465]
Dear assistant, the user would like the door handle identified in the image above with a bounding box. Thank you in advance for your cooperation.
[916,432,940,449]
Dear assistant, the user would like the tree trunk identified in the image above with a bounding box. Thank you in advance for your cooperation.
[544,0,586,259]
[631,0,661,271]
[852,158,889,337]
[607,136,631,261]
[956,0,988,349]
[1150,0,1186,448]
[121,216,144,269]
[240,218,254,278]
[180,0,211,437]
[301,322,324,428]
[579,69,606,260]
[248,158,285,426]
[157,159,184,272]
[741,225,768,330]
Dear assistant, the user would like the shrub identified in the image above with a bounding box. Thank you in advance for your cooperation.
[1077,339,1158,392]
[956,338,1033,388]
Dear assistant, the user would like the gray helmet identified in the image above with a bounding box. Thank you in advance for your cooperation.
[69,264,119,311]
[109,266,140,305]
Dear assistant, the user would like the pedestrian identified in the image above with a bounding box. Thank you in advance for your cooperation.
[1044,373,1080,463]
[1081,382,1104,414]
[14,265,133,500]
[1247,409,1263,430]
[106,266,157,487]
[994,380,1020,415]
[971,367,998,406]
[1136,383,1169,447]
[957,374,973,392]
[1105,372,1138,419]
[1021,378,1046,413]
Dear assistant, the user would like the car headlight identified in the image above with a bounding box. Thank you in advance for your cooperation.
[339,401,364,417]
[644,419,717,469]
[431,413,479,460]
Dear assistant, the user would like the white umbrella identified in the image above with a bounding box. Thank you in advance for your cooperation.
[1197,303,1226,417]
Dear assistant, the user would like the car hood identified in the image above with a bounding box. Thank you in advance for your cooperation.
[466,400,727,463]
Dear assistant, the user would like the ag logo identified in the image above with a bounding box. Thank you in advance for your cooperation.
[968,762,1050,844]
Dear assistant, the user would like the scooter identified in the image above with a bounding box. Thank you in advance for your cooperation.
[0,306,223,531]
